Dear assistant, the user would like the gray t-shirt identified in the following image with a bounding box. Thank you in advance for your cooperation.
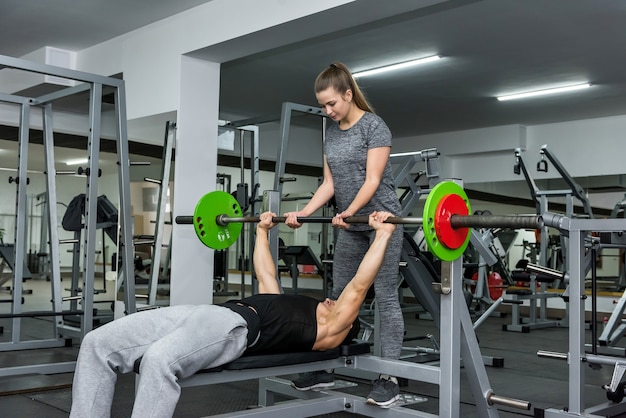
[324,112,401,231]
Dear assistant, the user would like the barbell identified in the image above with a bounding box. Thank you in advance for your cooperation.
[175,181,543,261]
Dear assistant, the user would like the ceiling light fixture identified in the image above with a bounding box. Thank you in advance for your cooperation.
[0,167,44,174]
[65,158,88,166]
[497,83,591,101]
[390,151,424,157]
[353,55,442,78]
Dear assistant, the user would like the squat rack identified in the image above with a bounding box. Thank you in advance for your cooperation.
[537,215,626,417]
[0,54,135,374]
[218,120,261,296]
[224,102,321,294]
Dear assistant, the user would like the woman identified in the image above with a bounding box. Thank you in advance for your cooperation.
[285,62,404,407]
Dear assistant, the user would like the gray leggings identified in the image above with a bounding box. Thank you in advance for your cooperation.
[70,305,248,418]
[332,225,404,359]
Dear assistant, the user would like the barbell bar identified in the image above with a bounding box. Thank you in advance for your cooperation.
[174,215,419,225]
[216,214,424,226]
[210,214,542,230]
[175,181,544,261]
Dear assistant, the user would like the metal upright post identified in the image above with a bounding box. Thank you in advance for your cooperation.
[320,117,330,299]
[539,195,549,265]
[568,229,586,414]
[80,82,104,336]
[114,82,137,315]
[238,130,248,296]
[42,103,65,336]
[272,103,295,195]
[147,121,176,306]
[36,192,50,280]
[69,231,81,314]
[460,284,501,417]
[245,125,260,296]
[438,257,462,418]
[264,190,283,294]
[10,101,31,344]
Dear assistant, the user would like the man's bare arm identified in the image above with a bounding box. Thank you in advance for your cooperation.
[253,212,281,294]
[327,212,396,336]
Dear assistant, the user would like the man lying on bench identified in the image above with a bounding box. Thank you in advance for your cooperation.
[69,210,397,418]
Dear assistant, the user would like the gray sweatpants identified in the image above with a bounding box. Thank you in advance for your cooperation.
[332,225,404,359]
[69,304,248,418]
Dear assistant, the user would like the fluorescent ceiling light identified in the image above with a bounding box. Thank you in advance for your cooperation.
[497,83,591,101]
[390,151,424,157]
[0,167,44,174]
[65,158,88,166]
[353,55,441,78]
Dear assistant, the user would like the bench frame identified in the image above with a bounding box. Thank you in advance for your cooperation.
[504,272,563,332]
[136,243,514,417]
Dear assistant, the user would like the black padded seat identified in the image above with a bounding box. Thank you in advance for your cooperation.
[515,259,529,270]
[505,288,533,296]
[511,271,557,283]
[134,341,370,374]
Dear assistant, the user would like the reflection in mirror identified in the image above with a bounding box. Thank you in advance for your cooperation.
[127,121,176,309]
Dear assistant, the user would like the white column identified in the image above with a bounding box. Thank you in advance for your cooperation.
[170,56,219,305]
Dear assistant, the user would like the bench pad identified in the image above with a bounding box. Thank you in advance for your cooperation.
[134,341,370,374]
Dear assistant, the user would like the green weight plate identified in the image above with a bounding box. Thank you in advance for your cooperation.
[422,181,471,261]
[193,191,243,250]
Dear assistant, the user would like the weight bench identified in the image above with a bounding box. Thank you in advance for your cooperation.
[503,261,565,332]
[133,342,369,408]
[133,341,438,417]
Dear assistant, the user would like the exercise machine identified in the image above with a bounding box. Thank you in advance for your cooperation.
[537,214,626,417]
[173,180,539,417]
[0,53,136,378]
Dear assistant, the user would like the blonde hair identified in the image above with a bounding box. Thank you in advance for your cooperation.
[314,62,374,113]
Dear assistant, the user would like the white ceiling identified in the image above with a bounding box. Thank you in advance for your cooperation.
[0,0,215,58]
[1,0,625,201]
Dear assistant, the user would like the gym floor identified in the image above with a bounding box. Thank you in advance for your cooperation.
[0,277,624,417]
